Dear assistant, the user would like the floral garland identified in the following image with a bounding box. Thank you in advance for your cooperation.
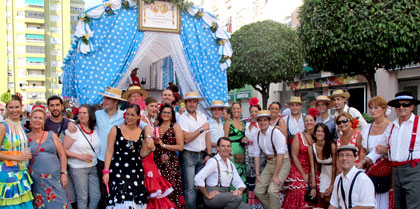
[143,0,193,11]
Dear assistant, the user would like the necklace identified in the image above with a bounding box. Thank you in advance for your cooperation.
[373,119,388,126]
[80,125,93,135]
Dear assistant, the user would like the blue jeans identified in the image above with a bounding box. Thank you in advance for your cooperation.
[69,166,101,209]
[181,150,205,209]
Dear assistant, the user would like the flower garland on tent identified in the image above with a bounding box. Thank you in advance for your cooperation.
[63,0,233,71]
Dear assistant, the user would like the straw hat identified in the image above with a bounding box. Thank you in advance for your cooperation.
[122,86,149,100]
[388,92,420,107]
[329,89,350,99]
[337,144,359,153]
[205,100,228,110]
[180,91,205,102]
[252,110,271,122]
[286,96,304,105]
[98,87,126,101]
[310,95,334,109]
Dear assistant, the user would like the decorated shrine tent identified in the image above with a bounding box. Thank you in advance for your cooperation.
[62,0,232,109]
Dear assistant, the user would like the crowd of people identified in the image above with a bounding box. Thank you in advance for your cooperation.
[0,85,419,209]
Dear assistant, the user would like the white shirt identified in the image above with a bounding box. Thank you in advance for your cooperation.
[208,117,224,154]
[284,114,305,135]
[0,115,3,122]
[361,124,388,163]
[177,110,208,152]
[254,126,288,157]
[384,113,420,162]
[335,105,368,128]
[245,122,260,157]
[65,127,100,168]
[194,154,246,189]
[330,166,375,209]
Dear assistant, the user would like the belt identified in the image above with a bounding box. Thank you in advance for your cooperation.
[266,155,276,160]
[391,159,420,167]
[184,150,205,154]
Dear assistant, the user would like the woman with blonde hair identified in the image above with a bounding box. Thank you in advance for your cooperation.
[357,96,394,209]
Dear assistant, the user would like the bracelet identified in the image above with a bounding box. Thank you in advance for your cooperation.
[102,169,110,174]
[146,135,152,139]
[162,144,166,148]
[60,171,67,175]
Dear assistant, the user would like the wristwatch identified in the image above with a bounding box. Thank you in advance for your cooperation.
[199,127,204,134]
[60,171,68,175]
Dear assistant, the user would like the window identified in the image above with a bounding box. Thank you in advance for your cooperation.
[25,0,44,7]
[26,23,45,30]
[26,34,44,42]
[17,11,24,17]
[26,45,45,53]
[18,69,26,77]
[17,46,25,54]
[49,15,60,22]
[18,58,26,66]
[26,57,45,65]
[25,11,44,19]
[17,35,25,42]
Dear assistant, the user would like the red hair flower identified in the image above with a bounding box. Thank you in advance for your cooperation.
[352,117,359,129]
[307,107,319,118]
[249,97,259,106]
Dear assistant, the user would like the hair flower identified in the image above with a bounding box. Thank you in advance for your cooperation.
[104,3,114,15]
[352,117,359,129]
[1,90,12,104]
[307,107,319,119]
[211,21,218,33]
[122,0,130,9]
[249,97,259,106]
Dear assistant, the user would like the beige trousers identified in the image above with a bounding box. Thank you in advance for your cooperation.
[254,157,291,209]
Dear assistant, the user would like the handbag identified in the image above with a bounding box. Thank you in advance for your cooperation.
[233,153,245,164]
[366,125,392,193]
[304,142,318,205]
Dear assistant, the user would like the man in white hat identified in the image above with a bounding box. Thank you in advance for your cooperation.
[311,95,337,141]
[253,110,290,209]
[176,91,212,209]
[206,100,227,155]
[330,89,367,130]
[329,145,375,209]
[383,92,420,209]
[95,87,151,208]
[283,96,305,147]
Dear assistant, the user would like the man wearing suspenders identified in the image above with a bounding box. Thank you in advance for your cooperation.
[329,145,375,209]
[253,110,290,209]
[385,92,420,209]
[194,137,250,209]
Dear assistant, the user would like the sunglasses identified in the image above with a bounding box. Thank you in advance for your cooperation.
[336,119,349,125]
[395,102,412,108]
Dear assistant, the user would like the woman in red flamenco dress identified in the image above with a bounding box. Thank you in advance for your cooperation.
[143,149,176,209]
[282,109,319,209]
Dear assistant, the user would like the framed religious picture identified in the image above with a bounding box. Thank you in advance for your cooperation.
[138,0,181,33]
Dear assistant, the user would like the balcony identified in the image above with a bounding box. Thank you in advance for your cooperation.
[26,74,46,81]
[22,85,46,92]
[25,28,44,34]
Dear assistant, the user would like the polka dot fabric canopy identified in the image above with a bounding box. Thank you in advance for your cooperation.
[62,0,231,106]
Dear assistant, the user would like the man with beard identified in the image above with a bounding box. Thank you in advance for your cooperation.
[44,95,78,208]
[177,91,212,209]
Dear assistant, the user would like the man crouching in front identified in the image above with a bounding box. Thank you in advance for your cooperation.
[194,137,250,209]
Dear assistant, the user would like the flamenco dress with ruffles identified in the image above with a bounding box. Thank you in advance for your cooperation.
[227,120,247,201]
[106,126,147,209]
[143,152,176,209]
[153,123,184,209]
[282,132,311,209]
[0,120,33,209]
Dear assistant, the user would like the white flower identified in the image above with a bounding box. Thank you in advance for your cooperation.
[147,171,153,177]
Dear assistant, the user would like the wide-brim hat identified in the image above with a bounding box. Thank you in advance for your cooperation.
[205,100,229,110]
[286,96,304,105]
[310,95,334,109]
[122,86,149,100]
[388,92,420,107]
[337,144,359,153]
[98,87,127,101]
[252,110,271,122]
[329,89,350,99]
[180,91,205,102]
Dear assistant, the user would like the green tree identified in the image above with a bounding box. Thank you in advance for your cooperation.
[228,20,304,108]
[298,0,420,96]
